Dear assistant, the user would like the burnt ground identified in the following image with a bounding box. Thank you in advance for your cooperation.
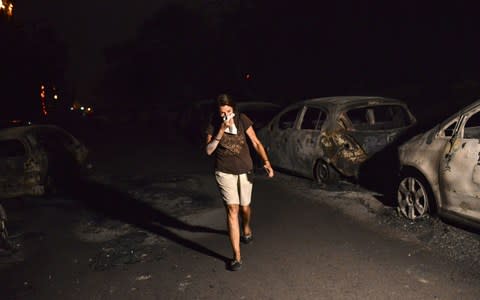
[0,122,480,299]
[273,173,480,271]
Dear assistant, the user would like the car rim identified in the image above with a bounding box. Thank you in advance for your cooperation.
[397,176,429,220]
[0,221,7,240]
[316,161,329,183]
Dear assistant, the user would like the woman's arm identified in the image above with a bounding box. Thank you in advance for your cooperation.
[205,119,230,155]
[245,126,274,177]
[205,133,220,155]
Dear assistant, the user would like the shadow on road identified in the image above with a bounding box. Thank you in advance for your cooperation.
[70,179,229,263]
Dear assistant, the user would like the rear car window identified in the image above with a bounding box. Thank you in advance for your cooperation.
[0,139,26,157]
[464,111,480,139]
[346,105,412,130]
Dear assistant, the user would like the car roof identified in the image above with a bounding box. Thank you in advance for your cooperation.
[299,96,407,109]
[192,100,281,113]
[0,124,65,140]
[237,102,280,109]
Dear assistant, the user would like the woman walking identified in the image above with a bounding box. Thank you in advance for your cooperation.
[205,94,274,271]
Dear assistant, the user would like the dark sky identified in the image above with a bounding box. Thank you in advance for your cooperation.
[14,1,480,106]
[16,0,174,103]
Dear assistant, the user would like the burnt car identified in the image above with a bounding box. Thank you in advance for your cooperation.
[178,99,281,145]
[257,96,416,183]
[0,124,91,199]
[397,99,480,227]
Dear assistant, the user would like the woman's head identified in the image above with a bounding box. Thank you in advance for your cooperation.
[217,94,236,118]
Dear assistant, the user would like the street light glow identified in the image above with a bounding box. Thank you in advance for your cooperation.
[0,1,13,17]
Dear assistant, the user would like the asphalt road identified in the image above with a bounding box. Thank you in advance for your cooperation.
[1,127,479,299]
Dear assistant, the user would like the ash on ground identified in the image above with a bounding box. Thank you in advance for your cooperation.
[377,208,480,270]
[76,174,221,271]
[274,172,480,271]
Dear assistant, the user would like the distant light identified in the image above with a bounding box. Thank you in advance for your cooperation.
[245,73,251,80]
[0,2,13,17]
[80,106,85,110]
[40,85,45,90]
[53,94,58,100]
[70,107,74,111]
[7,3,13,16]
[87,107,92,112]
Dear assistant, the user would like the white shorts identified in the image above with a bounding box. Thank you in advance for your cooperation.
[215,171,253,206]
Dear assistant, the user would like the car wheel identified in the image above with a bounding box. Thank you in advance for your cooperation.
[314,159,339,184]
[0,204,10,250]
[397,172,434,220]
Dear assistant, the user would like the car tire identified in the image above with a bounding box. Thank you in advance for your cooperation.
[0,204,11,250]
[314,159,339,184]
[397,170,436,220]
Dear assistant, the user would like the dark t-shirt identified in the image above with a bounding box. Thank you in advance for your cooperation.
[206,113,254,174]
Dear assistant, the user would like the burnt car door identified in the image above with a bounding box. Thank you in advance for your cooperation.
[345,104,414,156]
[34,128,87,179]
[0,139,29,198]
[292,106,327,176]
[439,107,480,220]
[268,107,301,171]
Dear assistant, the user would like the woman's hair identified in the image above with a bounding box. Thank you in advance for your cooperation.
[217,94,236,111]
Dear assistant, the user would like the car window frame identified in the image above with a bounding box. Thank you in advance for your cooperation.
[299,105,328,131]
[342,103,414,132]
[459,106,480,140]
[275,106,302,131]
[437,118,461,139]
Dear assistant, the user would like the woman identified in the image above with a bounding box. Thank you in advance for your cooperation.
[205,94,274,271]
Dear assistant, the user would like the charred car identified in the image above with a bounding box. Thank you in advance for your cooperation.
[258,96,416,183]
[397,99,480,227]
[178,99,281,145]
[0,124,91,199]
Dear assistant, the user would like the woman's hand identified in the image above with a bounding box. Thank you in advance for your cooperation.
[264,161,274,178]
[221,115,234,130]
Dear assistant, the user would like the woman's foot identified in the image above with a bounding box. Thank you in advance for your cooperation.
[228,259,242,271]
[241,234,253,244]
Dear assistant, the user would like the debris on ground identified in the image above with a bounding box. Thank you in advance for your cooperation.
[88,231,167,271]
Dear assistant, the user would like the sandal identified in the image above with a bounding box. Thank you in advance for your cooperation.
[229,259,242,271]
[241,234,253,244]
